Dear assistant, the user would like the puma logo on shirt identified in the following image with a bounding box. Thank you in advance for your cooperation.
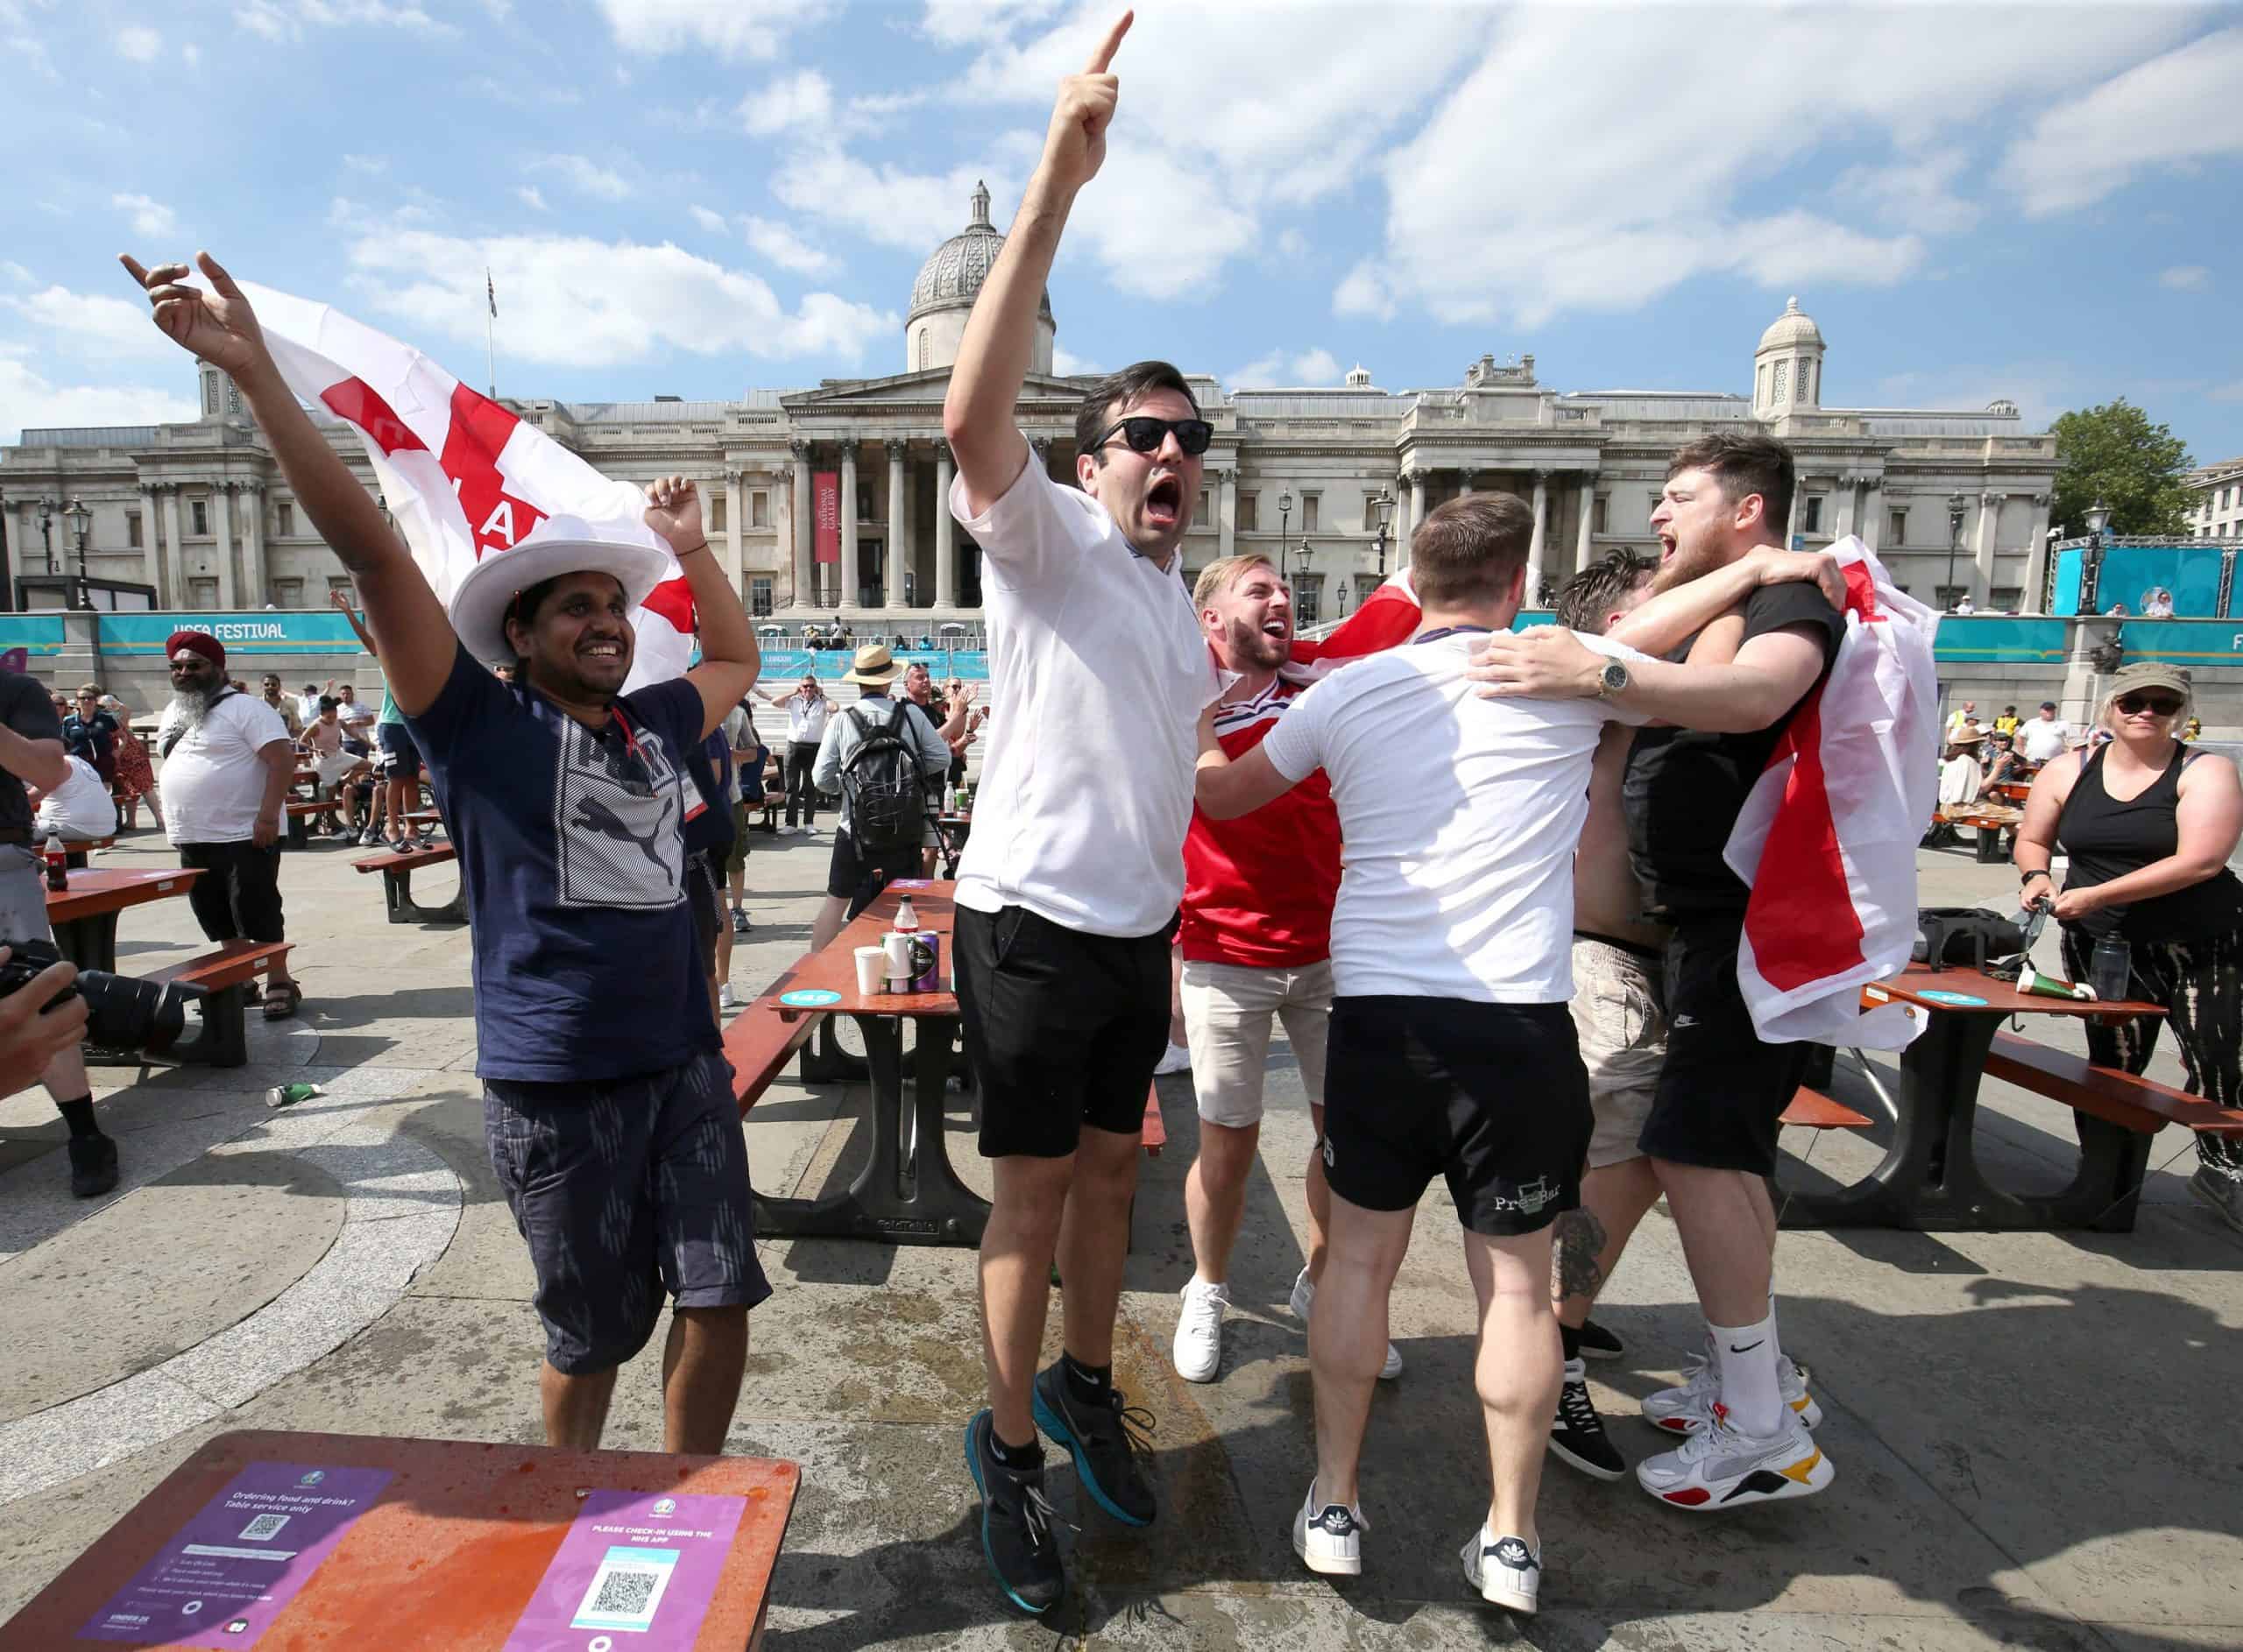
[573,793,674,872]
[554,716,685,910]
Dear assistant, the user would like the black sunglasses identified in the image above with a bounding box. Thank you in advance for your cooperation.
[1091,415,1213,457]
[2114,692,2183,717]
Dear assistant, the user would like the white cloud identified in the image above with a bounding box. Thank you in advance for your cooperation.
[336,218,894,369]
[744,216,835,277]
[1274,229,1309,262]
[465,73,582,109]
[689,203,727,233]
[235,0,456,40]
[594,0,831,61]
[1051,342,1096,377]
[343,153,387,175]
[2001,27,2243,215]
[514,186,548,212]
[921,0,1058,47]
[2160,265,2211,292]
[111,194,177,238]
[1,286,175,359]
[115,25,161,60]
[0,261,33,286]
[773,148,1015,254]
[1227,346,1344,389]
[0,355,197,445]
[740,69,832,137]
[532,153,630,201]
[1833,152,1982,236]
[1332,265,1393,322]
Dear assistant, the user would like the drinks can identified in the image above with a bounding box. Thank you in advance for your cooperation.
[908,931,942,993]
[265,1082,322,1110]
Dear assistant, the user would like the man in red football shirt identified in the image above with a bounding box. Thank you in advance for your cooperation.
[1169,554,1398,1385]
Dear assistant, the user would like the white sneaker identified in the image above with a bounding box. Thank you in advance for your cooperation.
[718,985,739,1011]
[1461,1526,1541,1613]
[1643,1348,1821,1435]
[1153,1041,1192,1077]
[1291,1267,1402,1380]
[1291,1480,1367,1576]
[1171,1278,1228,1382]
[1636,1403,1833,1511]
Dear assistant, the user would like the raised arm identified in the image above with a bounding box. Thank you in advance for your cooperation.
[330,589,379,657]
[1472,622,1829,734]
[643,476,759,739]
[121,251,456,715]
[942,11,1130,515]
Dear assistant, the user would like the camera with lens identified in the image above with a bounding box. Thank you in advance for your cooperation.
[0,938,203,1055]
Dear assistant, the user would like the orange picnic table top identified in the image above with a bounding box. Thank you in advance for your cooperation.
[1864,961,2165,1024]
[45,866,203,924]
[767,879,959,1020]
[1,1429,800,1651]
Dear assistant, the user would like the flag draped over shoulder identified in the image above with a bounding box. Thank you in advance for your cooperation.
[1279,569,1423,683]
[241,283,697,690]
[1727,535,1938,1049]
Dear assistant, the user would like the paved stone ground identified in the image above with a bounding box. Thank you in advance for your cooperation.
[2,823,2239,1649]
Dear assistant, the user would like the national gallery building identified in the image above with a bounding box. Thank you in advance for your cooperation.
[4,187,2060,623]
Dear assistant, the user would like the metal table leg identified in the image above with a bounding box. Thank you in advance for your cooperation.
[50,914,119,973]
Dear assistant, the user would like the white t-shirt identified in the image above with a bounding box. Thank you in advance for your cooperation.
[948,443,1220,937]
[782,692,831,745]
[296,691,323,725]
[1938,753,1983,808]
[2020,717,2074,763]
[155,691,290,846]
[1259,630,1649,1003]
[33,756,116,841]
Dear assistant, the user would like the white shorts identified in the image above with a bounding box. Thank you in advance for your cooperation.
[314,752,359,787]
[1178,957,1333,1128]
[1568,936,1668,1170]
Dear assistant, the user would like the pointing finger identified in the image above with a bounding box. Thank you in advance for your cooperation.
[118,253,152,288]
[197,251,244,298]
[1084,8,1131,74]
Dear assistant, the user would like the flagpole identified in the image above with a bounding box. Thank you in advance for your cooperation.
[485,267,497,399]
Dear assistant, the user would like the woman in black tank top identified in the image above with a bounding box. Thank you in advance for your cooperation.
[2012,665,2243,1232]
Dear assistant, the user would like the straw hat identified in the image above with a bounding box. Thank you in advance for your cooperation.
[840,643,904,688]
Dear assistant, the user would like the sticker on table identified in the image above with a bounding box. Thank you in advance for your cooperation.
[1915,990,1988,1006]
[503,1490,746,1652]
[777,988,842,1008]
[886,879,932,890]
[80,1462,392,1647]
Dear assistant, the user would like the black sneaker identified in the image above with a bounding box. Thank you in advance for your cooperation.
[1031,1362,1157,1527]
[1576,1318,1624,1360]
[1547,1358,1625,1481]
[67,1133,119,1199]
[965,1410,1065,1615]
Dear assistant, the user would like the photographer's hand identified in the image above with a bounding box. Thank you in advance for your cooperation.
[0,946,91,1096]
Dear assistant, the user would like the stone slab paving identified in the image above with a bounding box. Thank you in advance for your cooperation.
[1,825,2237,1649]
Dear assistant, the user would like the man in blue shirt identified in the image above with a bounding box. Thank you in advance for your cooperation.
[123,249,765,1456]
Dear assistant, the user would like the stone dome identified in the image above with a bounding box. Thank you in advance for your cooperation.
[1757,295,1824,354]
[908,181,1053,325]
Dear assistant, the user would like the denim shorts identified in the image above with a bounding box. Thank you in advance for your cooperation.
[483,1048,769,1375]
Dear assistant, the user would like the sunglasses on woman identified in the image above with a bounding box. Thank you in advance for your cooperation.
[1089,415,1214,457]
[2114,692,2184,717]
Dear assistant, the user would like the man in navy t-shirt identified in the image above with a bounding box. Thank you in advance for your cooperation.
[123,239,769,1458]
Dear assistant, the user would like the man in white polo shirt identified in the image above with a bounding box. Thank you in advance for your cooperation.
[942,13,1219,1620]
[754,670,831,834]
[2019,700,2076,766]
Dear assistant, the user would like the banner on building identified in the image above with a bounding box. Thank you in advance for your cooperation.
[814,472,840,565]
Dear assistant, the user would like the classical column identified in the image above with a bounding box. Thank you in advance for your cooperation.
[1785,485,1802,550]
[1407,470,1426,534]
[214,482,238,608]
[789,440,812,608]
[242,479,266,604]
[137,482,162,602]
[838,442,860,611]
[2022,491,2054,614]
[1835,476,1858,541]
[1973,491,2003,600]
[886,439,909,608]
[1394,474,1414,570]
[724,467,745,595]
[1525,469,1550,601]
[933,440,958,611]
[1574,475,1596,576]
[1862,476,1885,553]
[159,484,185,608]
[1219,467,1236,558]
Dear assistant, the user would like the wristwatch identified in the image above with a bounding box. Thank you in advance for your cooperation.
[1596,659,1631,699]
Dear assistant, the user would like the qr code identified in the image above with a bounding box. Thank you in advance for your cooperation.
[237,1514,291,1542]
[591,1569,660,1616]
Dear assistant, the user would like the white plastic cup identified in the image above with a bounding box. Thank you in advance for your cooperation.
[853,945,885,995]
[882,930,913,987]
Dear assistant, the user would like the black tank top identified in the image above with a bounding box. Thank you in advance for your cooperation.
[2055,745,2243,942]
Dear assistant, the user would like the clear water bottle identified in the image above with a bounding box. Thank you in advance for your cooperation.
[2088,935,2132,1002]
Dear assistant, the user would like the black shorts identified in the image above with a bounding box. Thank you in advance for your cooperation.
[377,720,423,780]
[826,825,921,915]
[1322,996,1590,1237]
[1638,918,1811,1177]
[483,1049,770,1376]
[955,904,1172,1159]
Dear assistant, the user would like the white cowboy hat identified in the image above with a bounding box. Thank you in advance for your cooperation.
[447,514,671,663]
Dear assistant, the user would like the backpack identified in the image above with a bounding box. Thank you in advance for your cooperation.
[840,698,924,851]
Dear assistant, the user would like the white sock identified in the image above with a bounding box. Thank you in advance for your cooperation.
[1709,1313,1782,1437]
[1765,1292,1783,1373]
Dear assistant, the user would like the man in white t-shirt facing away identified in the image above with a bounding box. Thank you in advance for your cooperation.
[2019,700,2075,766]
[941,12,1219,1620]
[1194,493,1651,1613]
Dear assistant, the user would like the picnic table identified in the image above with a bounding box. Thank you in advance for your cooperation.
[752,880,991,1246]
[1776,964,2176,1232]
[0,1428,799,1649]
[46,867,203,973]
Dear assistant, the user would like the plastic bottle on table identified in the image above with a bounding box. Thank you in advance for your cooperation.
[2088,935,2132,1002]
[42,833,67,893]
[893,895,919,933]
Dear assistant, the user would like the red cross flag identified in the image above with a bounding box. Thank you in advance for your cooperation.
[242,283,696,689]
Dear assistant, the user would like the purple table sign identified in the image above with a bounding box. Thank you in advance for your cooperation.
[80,1462,393,1647]
[501,1489,746,1652]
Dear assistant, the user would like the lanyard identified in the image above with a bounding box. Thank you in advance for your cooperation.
[1414,625,1495,644]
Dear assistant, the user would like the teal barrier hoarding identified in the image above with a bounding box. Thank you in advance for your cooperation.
[2117,620,2243,667]
[1929,617,2070,663]
[754,646,993,681]
[97,611,368,656]
[0,617,67,657]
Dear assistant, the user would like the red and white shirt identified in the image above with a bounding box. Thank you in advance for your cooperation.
[1180,675,1341,969]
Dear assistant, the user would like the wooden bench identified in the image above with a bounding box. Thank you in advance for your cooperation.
[56,837,113,870]
[284,796,345,849]
[1985,1031,2243,1139]
[353,841,464,925]
[1936,806,2020,863]
[146,940,295,1067]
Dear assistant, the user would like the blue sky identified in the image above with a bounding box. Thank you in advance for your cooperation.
[4,1,2239,466]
